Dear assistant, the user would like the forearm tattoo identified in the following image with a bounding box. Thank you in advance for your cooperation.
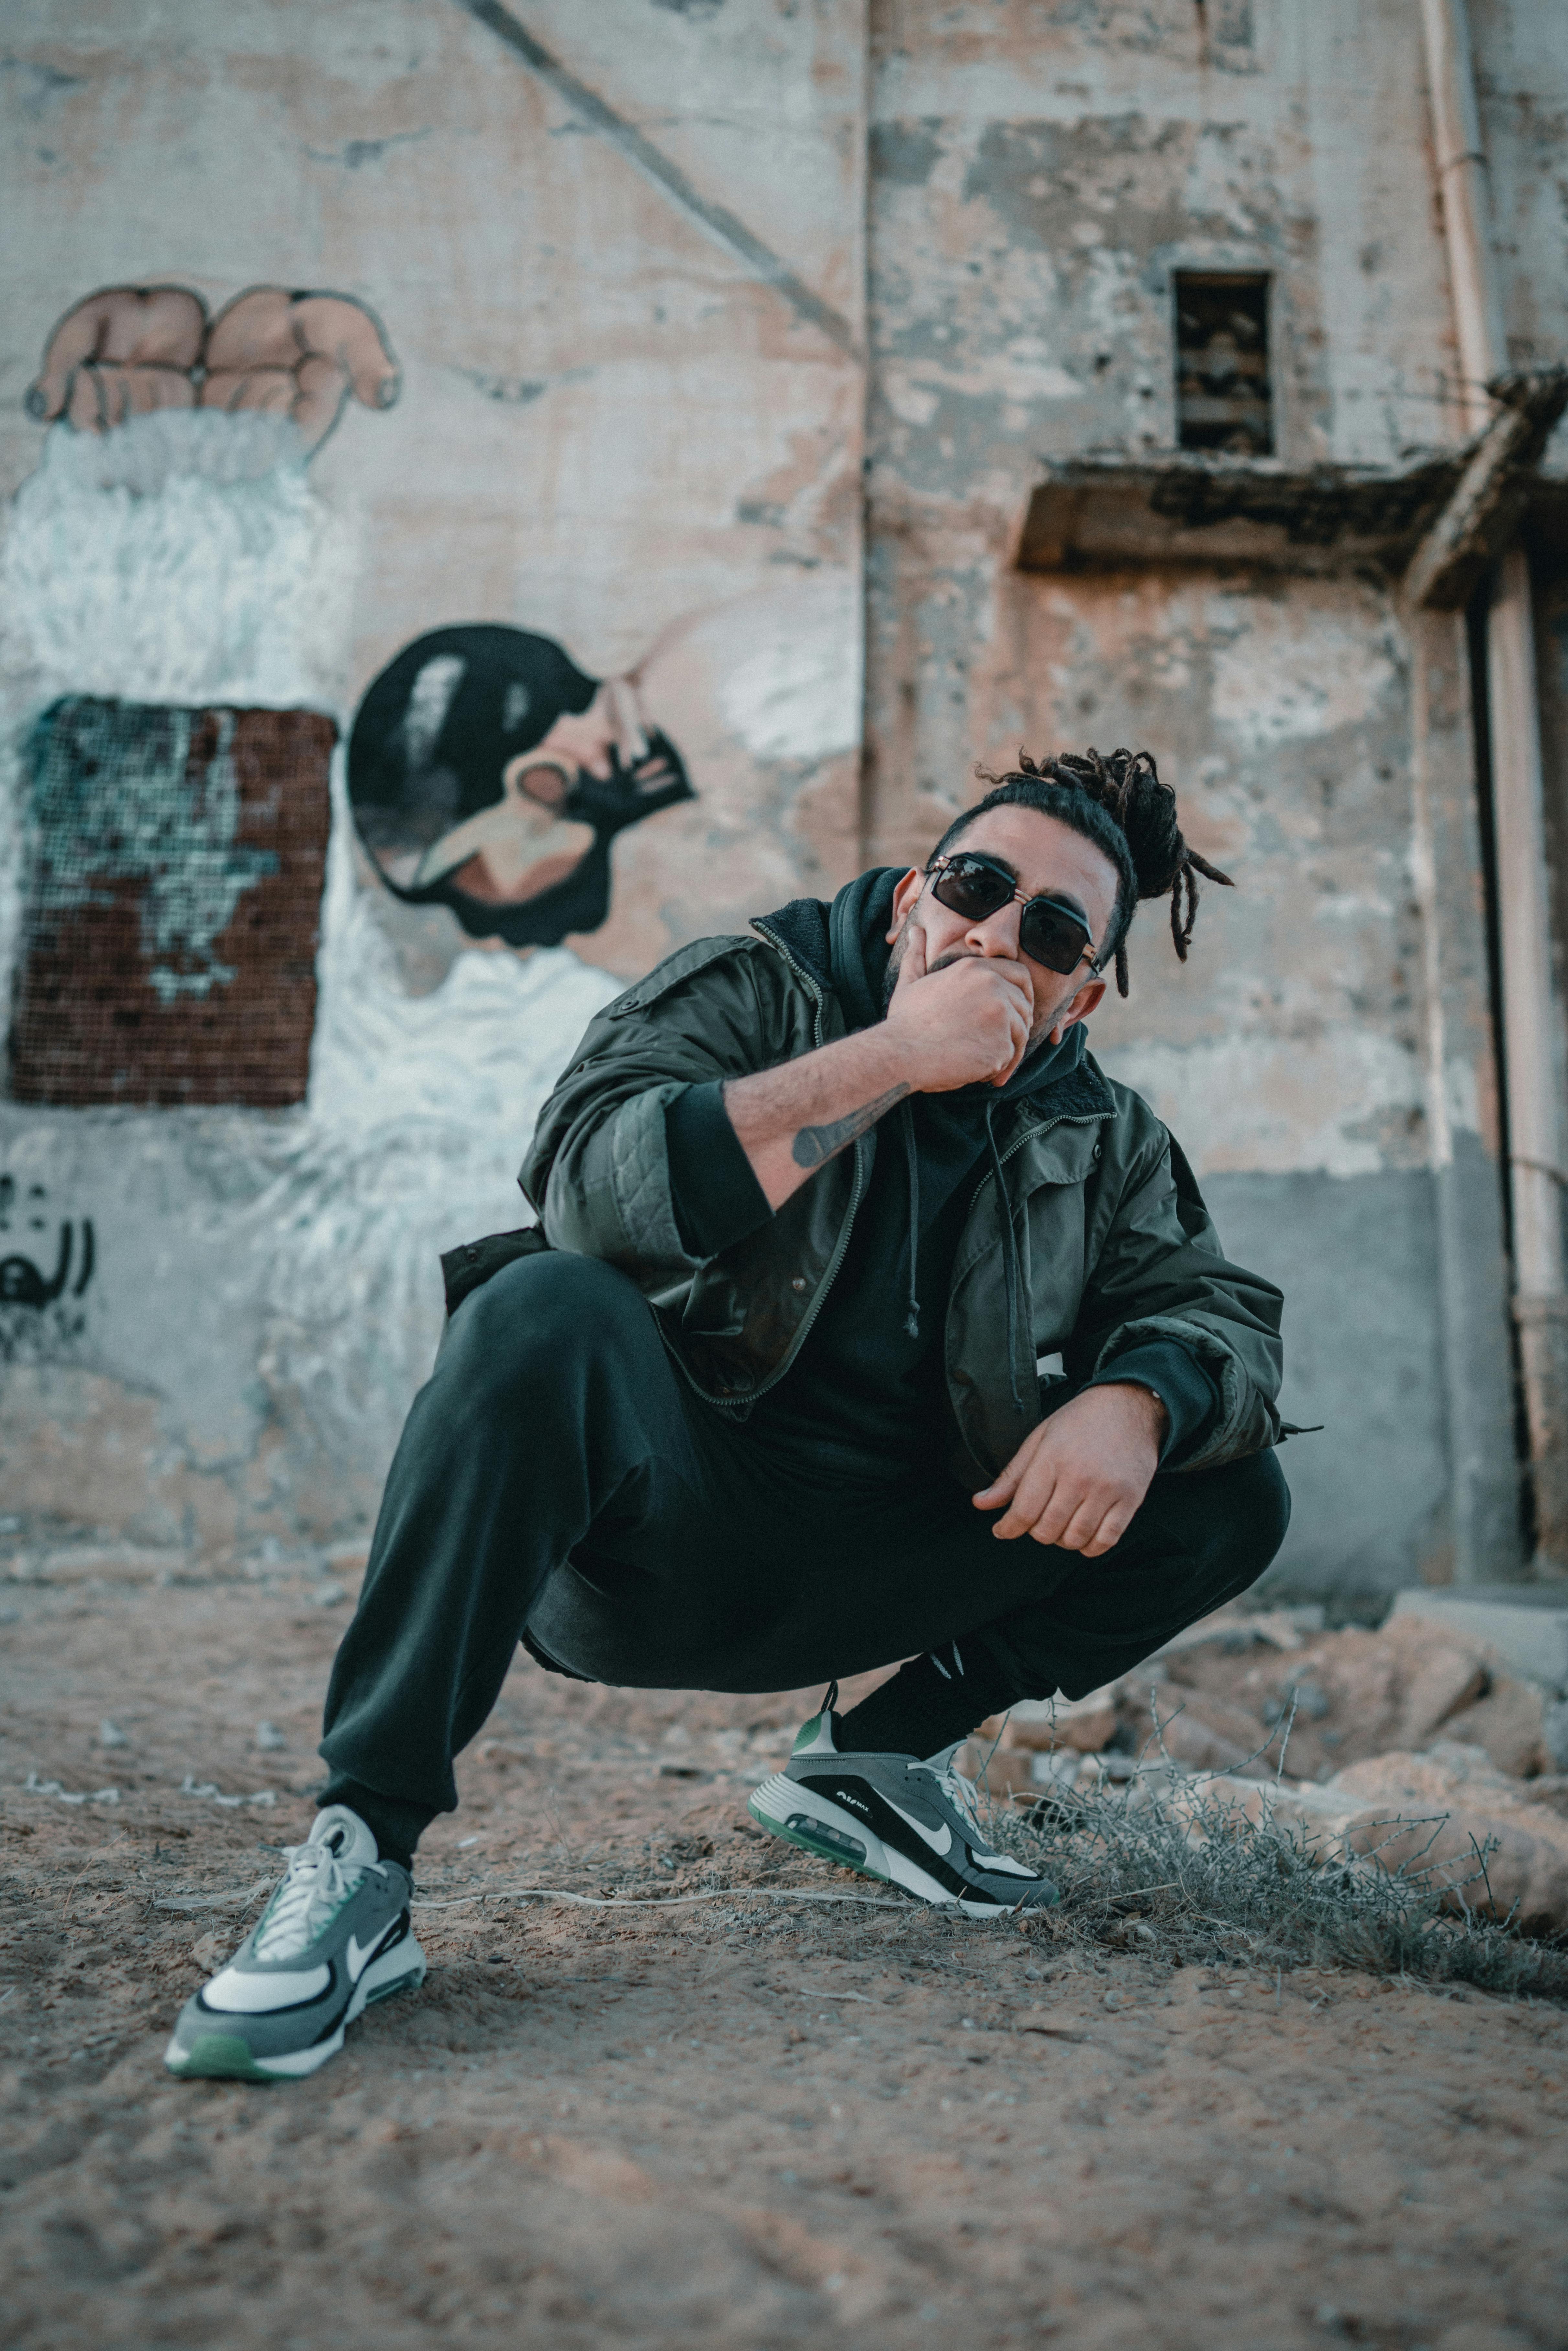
[791,1083,911,1169]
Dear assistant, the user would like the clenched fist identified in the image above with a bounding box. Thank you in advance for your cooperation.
[883,919,1033,1093]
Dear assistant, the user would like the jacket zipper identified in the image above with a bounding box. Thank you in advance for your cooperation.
[970,1105,1113,1210]
[663,928,869,1413]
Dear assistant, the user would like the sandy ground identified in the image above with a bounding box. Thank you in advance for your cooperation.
[2,1553,1566,2351]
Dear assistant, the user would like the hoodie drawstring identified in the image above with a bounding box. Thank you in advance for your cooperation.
[899,1097,921,1338]
[903,1095,1025,1410]
[986,1099,1025,1412]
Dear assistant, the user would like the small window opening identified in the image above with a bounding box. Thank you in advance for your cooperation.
[1174,271,1272,456]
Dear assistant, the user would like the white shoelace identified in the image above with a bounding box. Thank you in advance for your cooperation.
[252,1839,375,1963]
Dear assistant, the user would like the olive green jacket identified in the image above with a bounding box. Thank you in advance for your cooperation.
[520,916,1284,1488]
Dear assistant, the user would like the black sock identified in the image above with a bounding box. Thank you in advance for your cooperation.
[835,1642,1024,1760]
[318,1776,434,1875]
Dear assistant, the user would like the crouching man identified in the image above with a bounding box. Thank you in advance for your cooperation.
[166,748,1288,2080]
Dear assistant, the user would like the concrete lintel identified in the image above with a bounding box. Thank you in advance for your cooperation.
[1404,369,1568,611]
[1017,448,1462,578]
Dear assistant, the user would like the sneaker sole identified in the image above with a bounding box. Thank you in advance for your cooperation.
[748,1772,1031,1920]
[163,1938,427,2082]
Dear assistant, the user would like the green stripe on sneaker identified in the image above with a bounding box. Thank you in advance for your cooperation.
[747,1794,892,1886]
[166,2033,278,2083]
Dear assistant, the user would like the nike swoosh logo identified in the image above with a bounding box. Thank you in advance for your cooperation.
[346,1931,384,1980]
[883,1797,953,1856]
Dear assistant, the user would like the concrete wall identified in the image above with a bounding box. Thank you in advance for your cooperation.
[862,0,1529,1594]
[2,0,1562,1599]
[0,0,867,1559]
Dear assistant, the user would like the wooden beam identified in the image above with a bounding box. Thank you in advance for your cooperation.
[1404,368,1568,611]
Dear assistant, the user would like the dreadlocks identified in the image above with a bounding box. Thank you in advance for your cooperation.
[939,746,1233,997]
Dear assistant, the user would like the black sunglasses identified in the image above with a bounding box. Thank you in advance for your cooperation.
[925,852,1103,979]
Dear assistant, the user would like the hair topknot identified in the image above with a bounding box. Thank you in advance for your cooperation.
[964,744,1233,997]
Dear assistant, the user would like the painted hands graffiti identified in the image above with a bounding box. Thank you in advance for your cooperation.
[348,627,695,947]
[0,1179,95,1359]
[25,283,399,453]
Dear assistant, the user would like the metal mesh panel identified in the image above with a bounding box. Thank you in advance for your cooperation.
[7,697,334,1107]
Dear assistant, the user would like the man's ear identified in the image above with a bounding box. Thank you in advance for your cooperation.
[886,867,924,942]
[1047,977,1106,1042]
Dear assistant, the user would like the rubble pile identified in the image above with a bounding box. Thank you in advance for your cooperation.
[967,1594,1568,1933]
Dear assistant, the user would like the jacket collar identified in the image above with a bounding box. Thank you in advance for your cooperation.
[1004,1053,1115,1132]
[751,896,833,994]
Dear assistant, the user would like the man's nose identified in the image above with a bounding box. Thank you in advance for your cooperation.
[966,906,1022,955]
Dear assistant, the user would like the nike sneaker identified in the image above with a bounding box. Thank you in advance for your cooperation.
[163,1805,425,2082]
[748,1690,1059,1919]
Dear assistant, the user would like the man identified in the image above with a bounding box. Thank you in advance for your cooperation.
[165,749,1288,2082]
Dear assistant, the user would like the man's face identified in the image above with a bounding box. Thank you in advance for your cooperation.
[884,806,1119,1051]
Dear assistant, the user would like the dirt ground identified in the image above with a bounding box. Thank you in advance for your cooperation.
[2,1551,1566,2351]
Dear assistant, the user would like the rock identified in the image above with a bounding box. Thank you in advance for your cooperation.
[1329,1738,1518,1809]
[1154,1602,1325,1659]
[1388,1585,1568,1688]
[1522,1774,1568,1819]
[1180,1742,1568,1928]
[1438,1675,1548,1777]
[1139,1689,1270,1774]
[1327,1744,1568,1932]
[1431,2326,1537,2351]
[1171,1770,1353,1844]
[1146,1616,1488,1781]
[1388,1618,1489,1746]
[1544,1696,1568,1772]
[1272,1676,1331,1722]
[254,1720,288,1752]
[97,1719,128,1749]
[1107,1917,1158,1950]
[1239,1605,1327,1649]
[999,1690,1118,1754]
[1344,1802,1568,1933]
[961,1742,1037,1802]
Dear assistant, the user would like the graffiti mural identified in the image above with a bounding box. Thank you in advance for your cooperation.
[0,1177,95,1361]
[5,282,386,1105]
[348,626,695,948]
[25,281,399,452]
[8,702,336,1108]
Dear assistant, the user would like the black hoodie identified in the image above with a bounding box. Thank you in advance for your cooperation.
[665,870,1216,1478]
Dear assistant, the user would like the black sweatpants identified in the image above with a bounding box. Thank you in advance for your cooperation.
[320,1251,1290,1818]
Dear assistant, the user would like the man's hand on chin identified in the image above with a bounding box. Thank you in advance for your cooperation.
[973,1383,1169,1556]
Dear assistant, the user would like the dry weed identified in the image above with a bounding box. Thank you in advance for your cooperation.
[989,1762,1568,2001]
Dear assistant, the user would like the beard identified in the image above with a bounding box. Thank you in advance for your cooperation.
[881,918,984,1010]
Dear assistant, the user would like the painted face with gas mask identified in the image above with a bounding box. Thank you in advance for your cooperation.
[348,625,694,947]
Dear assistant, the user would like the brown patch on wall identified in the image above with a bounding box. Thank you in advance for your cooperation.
[8,701,334,1109]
